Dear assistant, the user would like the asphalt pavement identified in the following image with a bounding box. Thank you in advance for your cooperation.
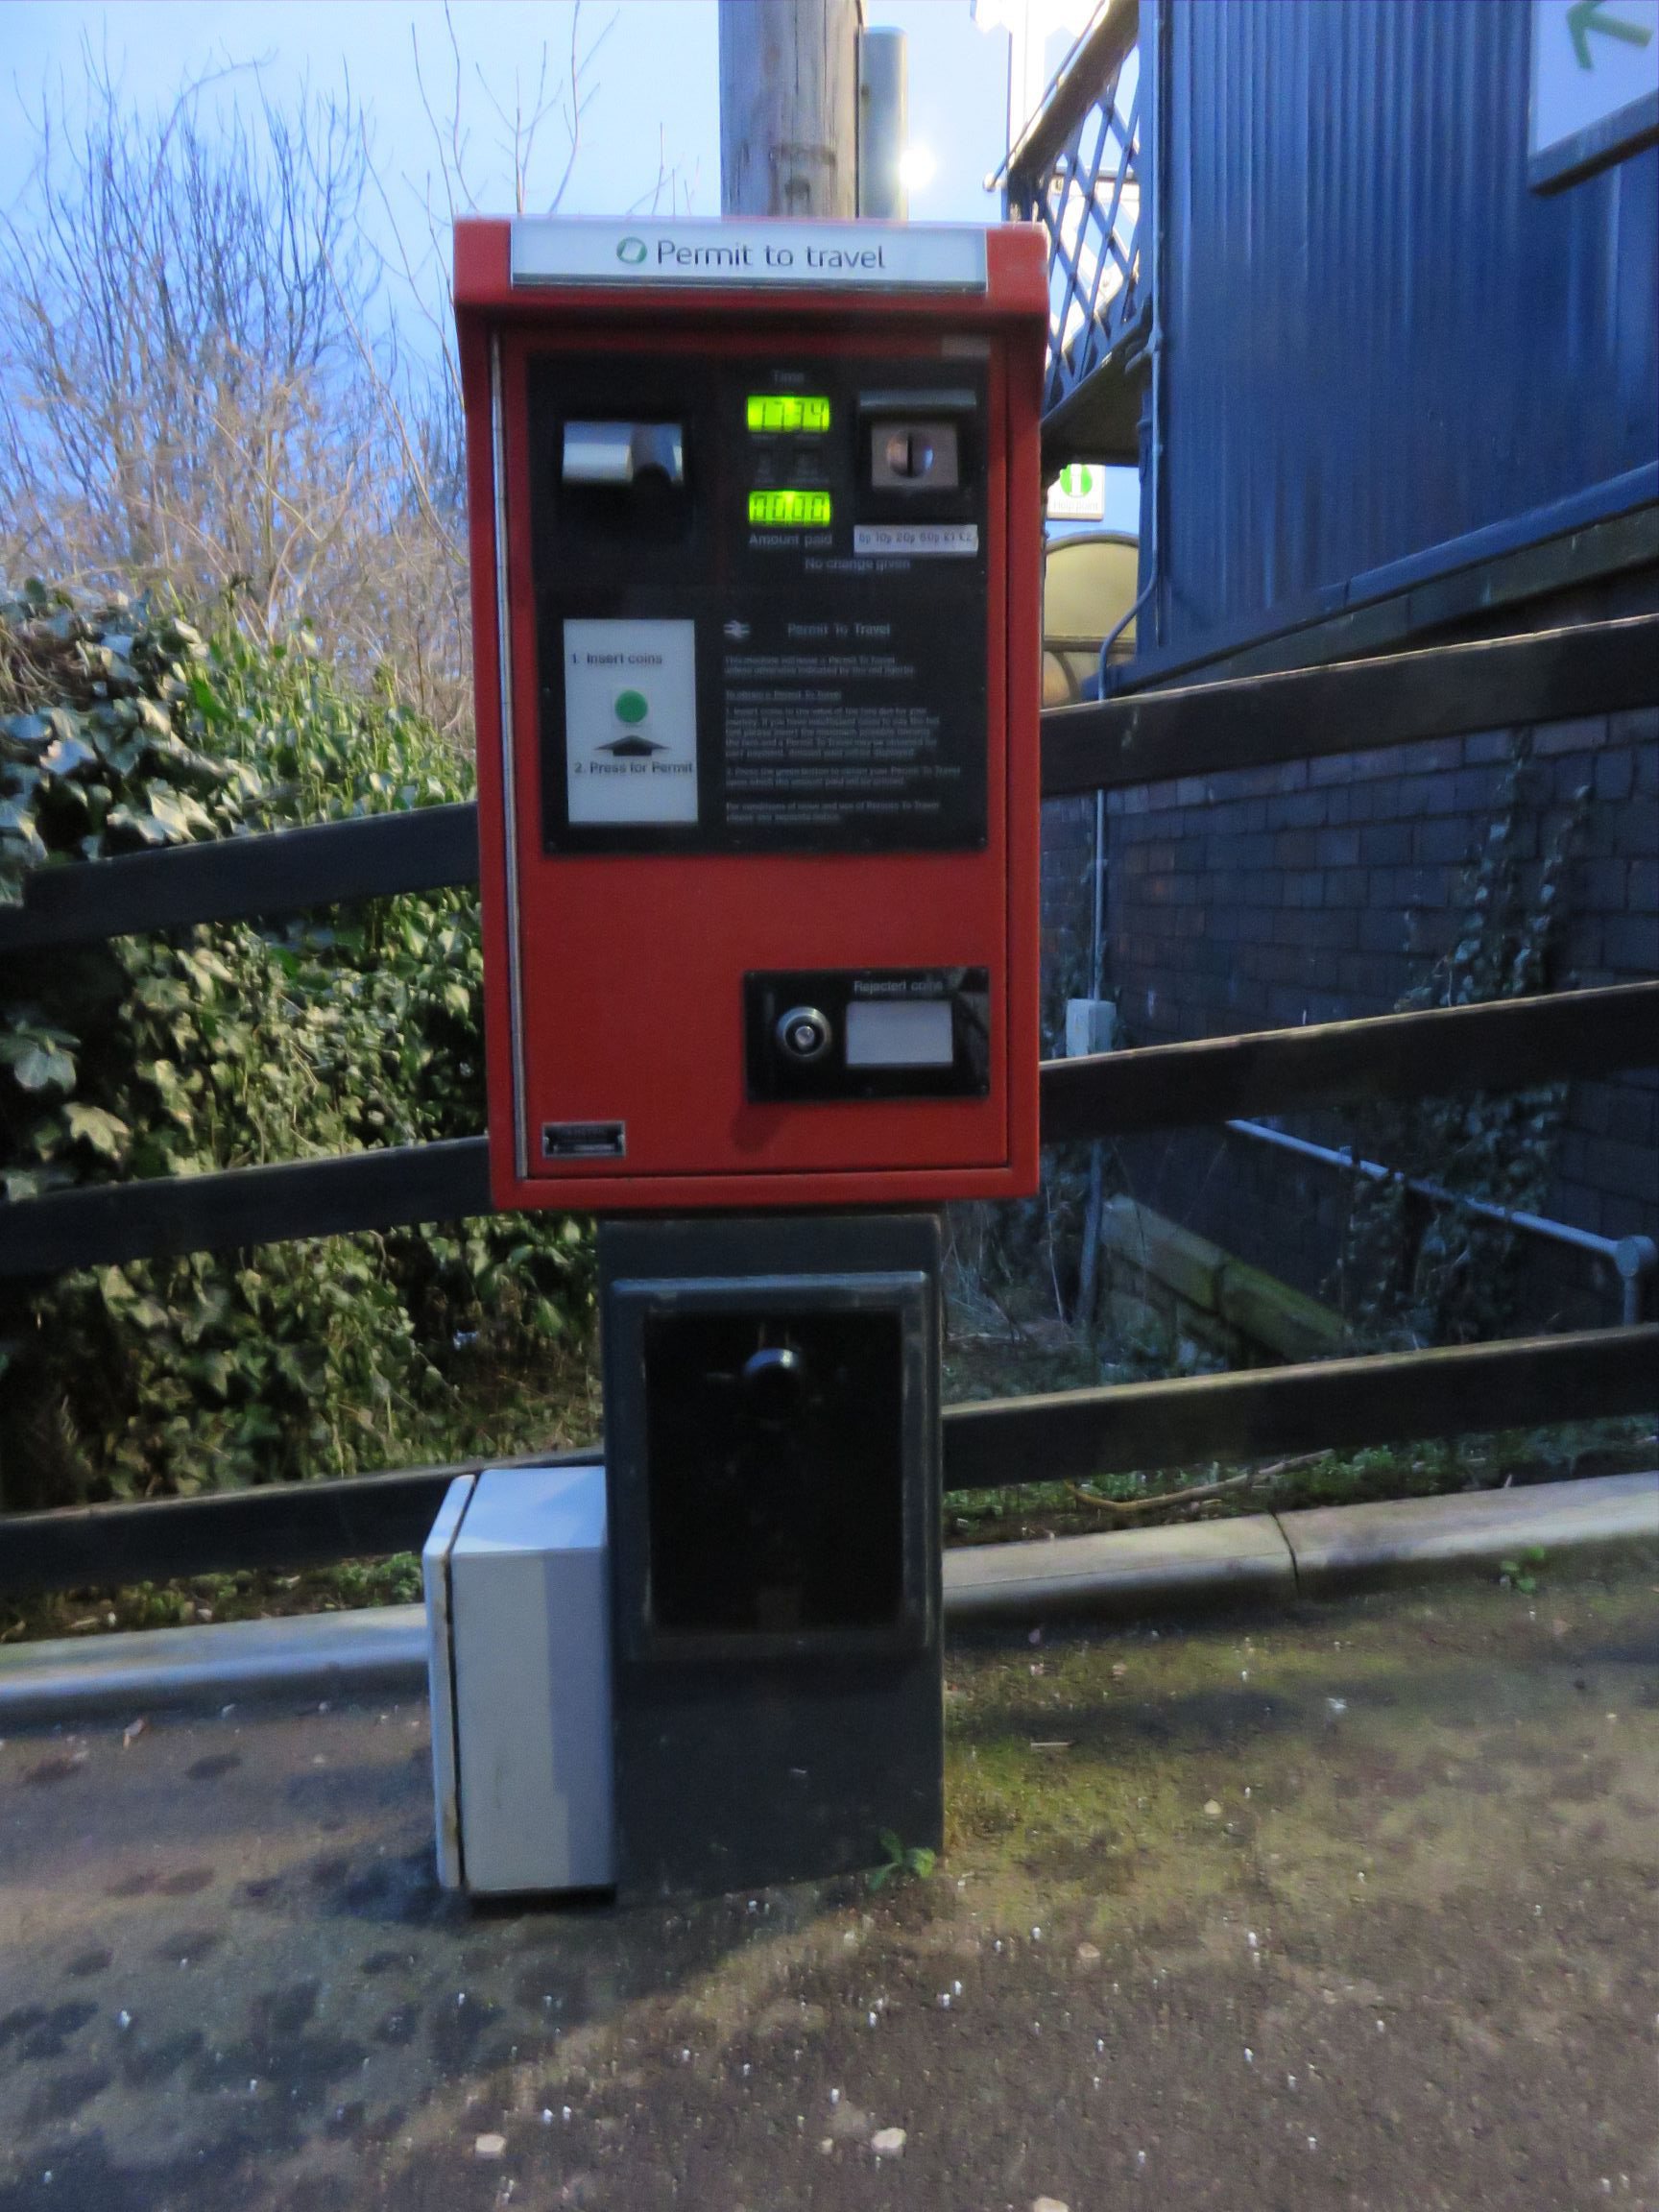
[1,1558,1655,2210]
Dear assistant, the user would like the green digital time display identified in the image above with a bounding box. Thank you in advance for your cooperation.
[748,489,832,529]
[746,395,831,434]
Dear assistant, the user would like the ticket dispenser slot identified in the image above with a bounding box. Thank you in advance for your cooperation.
[548,387,698,558]
[562,420,685,487]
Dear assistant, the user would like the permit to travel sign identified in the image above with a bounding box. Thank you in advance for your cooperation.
[1046,462,1108,522]
[511,218,988,291]
[1529,0,1659,189]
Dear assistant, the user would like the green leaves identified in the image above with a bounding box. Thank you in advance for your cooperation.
[1,1027,77,1093]
[107,781,216,846]
[1500,1544,1547,1595]
[64,1102,130,1159]
[2,591,234,906]
[1332,733,1583,1350]
[1,586,595,1513]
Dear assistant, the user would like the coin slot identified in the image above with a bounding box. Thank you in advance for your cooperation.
[869,420,959,493]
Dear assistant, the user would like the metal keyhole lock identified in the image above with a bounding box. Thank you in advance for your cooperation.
[775,1005,832,1063]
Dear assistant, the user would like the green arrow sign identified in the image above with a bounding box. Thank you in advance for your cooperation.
[1567,0,1653,68]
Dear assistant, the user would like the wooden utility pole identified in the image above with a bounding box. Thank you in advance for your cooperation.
[718,0,861,217]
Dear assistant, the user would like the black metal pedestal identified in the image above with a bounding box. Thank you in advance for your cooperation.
[599,1213,943,1902]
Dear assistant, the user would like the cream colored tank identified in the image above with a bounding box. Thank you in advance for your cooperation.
[1042,530,1140,706]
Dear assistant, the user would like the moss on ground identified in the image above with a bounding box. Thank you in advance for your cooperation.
[936,1562,1659,1945]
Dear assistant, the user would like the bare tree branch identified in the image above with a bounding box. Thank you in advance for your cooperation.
[1067,1470,1262,1518]
[1,11,668,738]
[0,53,470,730]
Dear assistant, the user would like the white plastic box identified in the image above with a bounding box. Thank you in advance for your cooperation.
[422,1464,613,1894]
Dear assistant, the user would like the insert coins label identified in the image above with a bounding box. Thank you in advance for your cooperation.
[564,619,698,825]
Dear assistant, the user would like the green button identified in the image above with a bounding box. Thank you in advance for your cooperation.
[613,688,650,725]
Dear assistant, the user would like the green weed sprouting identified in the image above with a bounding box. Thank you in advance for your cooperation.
[868,1829,938,1891]
[1499,1545,1549,1594]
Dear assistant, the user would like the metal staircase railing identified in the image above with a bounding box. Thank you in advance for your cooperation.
[1002,0,1146,434]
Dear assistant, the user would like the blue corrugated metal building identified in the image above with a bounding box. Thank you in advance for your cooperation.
[1014,0,1659,685]
[1011,0,1658,1326]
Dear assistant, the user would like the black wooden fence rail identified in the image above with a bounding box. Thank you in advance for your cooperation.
[0,614,1650,959]
[5,1326,1653,1598]
[0,803,481,957]
[3,984,1654,1278]
[2,613,1655,1594]
[1040,608,1659,798]
[0,1138,493,1280]
[1037,981,1659,1144]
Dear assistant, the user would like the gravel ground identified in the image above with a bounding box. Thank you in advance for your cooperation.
[1,1561,1654,2211]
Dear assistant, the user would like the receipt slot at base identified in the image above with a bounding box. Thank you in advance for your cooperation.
[424,1464,613,1896]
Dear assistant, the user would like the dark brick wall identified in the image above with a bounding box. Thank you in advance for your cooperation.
[1040,795,1098,1046]
[1039,700,1659,1326]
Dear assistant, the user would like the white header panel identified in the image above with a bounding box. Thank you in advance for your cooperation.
[511,217,988,292]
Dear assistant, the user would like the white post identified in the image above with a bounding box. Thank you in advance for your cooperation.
[856,26,908,219]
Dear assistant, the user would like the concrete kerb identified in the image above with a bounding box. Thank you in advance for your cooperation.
[0,1472,1652,1729]
[943,1508,1295,1623]
[0,1603,430,1728]
[1278,1469,1659,1597]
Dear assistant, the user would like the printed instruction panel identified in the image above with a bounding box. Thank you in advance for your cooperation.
[719,607,981,845]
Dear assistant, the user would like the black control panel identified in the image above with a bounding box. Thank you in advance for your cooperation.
[525,351,990,856]
[744,968,990,1101]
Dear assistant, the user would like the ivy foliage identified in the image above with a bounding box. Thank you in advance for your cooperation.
[0,584,592,1510]
[1330,734,1585,1348]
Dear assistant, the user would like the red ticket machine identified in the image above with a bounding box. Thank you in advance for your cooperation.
[456,215,1046,1213]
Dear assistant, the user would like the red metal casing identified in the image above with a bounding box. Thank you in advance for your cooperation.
[455,217,1046,1212]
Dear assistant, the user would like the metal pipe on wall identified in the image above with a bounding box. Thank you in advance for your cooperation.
[1075,786,1110,1330]
[1226,1116,1658,1328]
